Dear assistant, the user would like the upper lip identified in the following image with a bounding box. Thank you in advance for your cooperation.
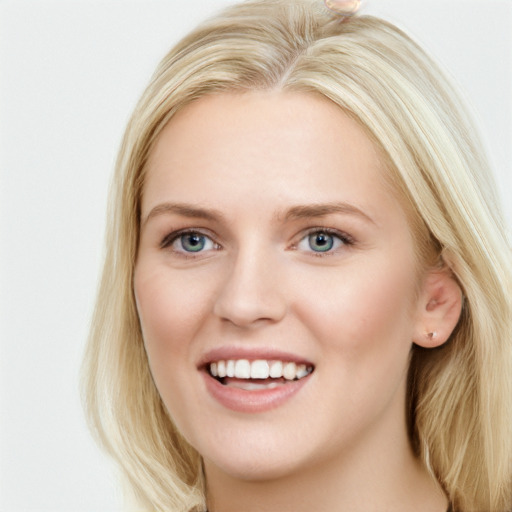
[197,346,314,370]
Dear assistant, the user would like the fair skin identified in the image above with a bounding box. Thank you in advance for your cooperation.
[134,91,461,512]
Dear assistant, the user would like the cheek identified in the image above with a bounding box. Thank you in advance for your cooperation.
[289,258,418,439]
[292,256,418,365]
[133,264,214,365]
[133,263,217,435]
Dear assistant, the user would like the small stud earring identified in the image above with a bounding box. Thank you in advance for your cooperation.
[427,331,438,340]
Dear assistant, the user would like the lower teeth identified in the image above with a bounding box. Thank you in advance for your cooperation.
[225,380,283,390]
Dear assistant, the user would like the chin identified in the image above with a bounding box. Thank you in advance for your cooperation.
[203,450,306,482]
[191,420,310,482]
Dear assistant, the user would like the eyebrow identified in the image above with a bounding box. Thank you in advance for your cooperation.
[141,200,375,227]
[142,202,225,227]
[283,202,375,224]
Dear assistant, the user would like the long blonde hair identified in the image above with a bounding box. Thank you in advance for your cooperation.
[81,1,512,510]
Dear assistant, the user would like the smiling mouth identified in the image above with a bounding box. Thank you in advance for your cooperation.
[207,359,314,390]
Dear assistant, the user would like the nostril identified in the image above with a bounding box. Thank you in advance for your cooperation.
[212,258,287,327]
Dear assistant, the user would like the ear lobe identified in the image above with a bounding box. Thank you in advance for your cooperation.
[413,268,463,348]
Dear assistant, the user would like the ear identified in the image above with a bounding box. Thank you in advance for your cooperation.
[413,267,463,348]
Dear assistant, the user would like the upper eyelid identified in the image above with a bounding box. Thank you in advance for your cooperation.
[295,226,354,244]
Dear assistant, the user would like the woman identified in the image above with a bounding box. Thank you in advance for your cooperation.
[82,1,512,510]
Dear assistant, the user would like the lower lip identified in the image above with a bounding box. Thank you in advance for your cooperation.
[202,372,311,413]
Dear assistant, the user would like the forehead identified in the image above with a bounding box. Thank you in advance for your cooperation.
[142,91,394,215]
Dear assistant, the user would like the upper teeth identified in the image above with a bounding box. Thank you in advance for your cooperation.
[209,359,312,381]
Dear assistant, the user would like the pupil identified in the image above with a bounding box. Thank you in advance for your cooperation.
[309,232,333,252]
[182,233,205,252]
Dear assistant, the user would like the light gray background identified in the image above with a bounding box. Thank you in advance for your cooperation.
[0,1,510,510]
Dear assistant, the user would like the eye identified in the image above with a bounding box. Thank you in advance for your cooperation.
[161,230,218,254]
[296,229,351,254]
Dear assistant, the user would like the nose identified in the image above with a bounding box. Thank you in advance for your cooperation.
[213,246,287,328]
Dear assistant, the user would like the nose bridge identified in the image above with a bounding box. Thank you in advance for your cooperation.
[213,239,286,327]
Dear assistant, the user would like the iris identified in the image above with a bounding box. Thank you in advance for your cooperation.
[308,232,334,252]
[181,233,206,252]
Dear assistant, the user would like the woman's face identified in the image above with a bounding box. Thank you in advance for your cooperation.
[134,92,427,481]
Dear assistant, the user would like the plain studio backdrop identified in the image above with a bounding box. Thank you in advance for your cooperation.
[0,0,510,510]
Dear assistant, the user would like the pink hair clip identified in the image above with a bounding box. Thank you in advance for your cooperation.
[324,0,362,17]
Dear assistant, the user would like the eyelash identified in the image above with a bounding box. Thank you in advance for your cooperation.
[294,227,354,256]
[159,227,355,257]
[160,229,220,255]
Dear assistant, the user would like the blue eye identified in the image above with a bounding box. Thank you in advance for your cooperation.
[179,233,207,252]
[308,232,334,252]
[297,230,349,254]
[161,231,217,254]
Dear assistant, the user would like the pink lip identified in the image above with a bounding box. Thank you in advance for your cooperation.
[202,371,312,413]
[198,346,314,413]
